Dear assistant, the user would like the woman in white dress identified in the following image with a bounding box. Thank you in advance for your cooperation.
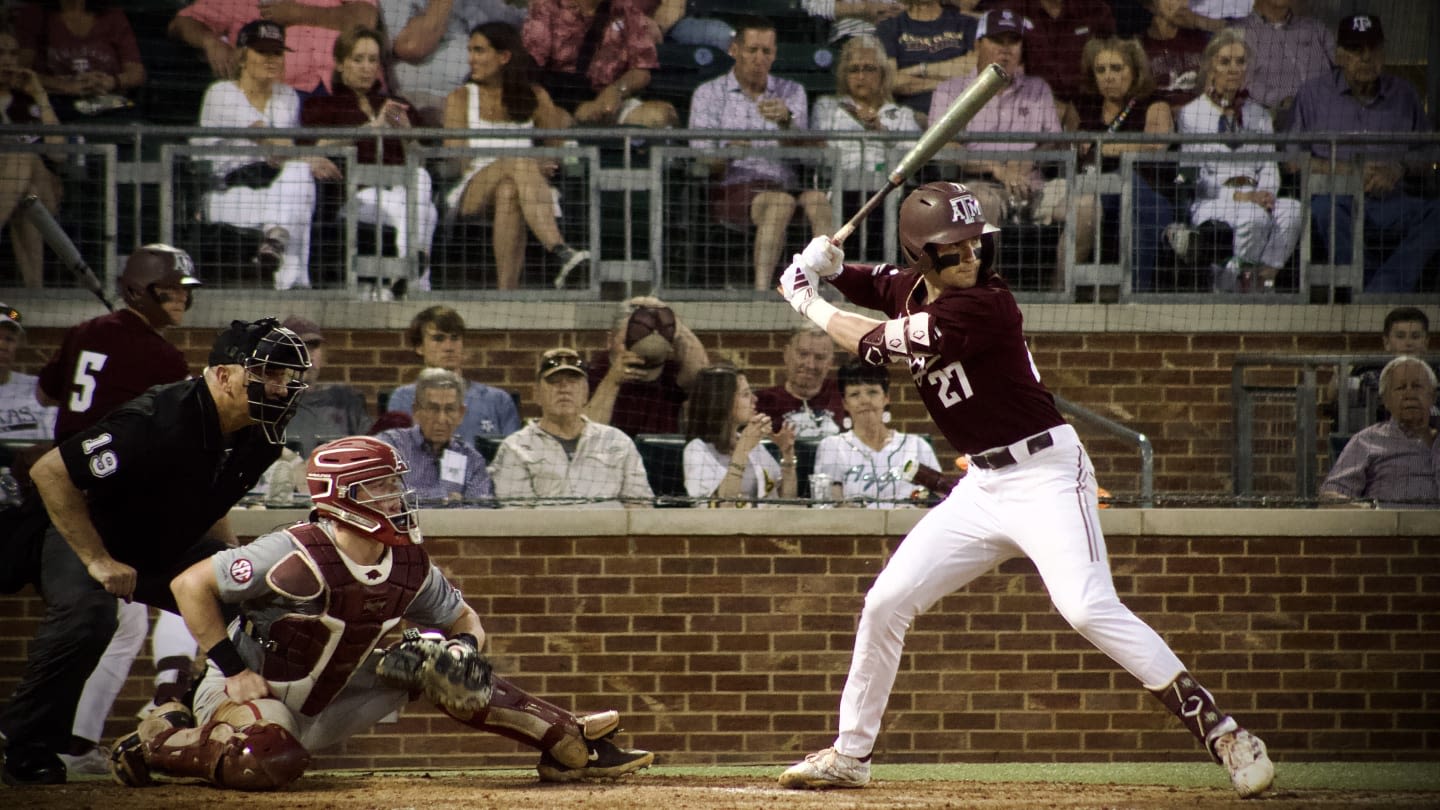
[813,360,939,508]
[1176,28,1301,292]
[683,365,799,507]
[810,35,919,174]
[443,22,587,290]
[193,20,340,291]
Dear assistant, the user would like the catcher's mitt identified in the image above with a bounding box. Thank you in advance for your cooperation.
[375,629,493,713]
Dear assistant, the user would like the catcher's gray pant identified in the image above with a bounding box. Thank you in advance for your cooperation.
[832,426,1187,758]
[193,650,407,753]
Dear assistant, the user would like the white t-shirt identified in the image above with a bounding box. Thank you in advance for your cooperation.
[813,430,939,508]
[193,80,303,178]
[0,372,55,440]
[683,438,784,504]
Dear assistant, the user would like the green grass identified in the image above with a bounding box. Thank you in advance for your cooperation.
[326,762,1440,792]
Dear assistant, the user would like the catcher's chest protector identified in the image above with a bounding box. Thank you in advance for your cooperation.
[260,524,429,716]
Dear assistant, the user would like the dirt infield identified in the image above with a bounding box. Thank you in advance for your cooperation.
[11,773,1440,810]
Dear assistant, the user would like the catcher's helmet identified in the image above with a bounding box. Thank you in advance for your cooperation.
[899,182,1000,274]
[209,318,312,445]
[119,244,201,327]
[307,436,422,547]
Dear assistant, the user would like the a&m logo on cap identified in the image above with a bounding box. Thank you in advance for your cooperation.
[1350,15,1373,32]
[949,193,983,224]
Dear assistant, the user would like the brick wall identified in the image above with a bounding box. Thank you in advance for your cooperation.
[1,530,1434,767]
[13,327,1371,497]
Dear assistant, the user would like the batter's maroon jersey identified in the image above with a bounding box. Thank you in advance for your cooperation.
[829,263,1064,455]
[38,309,190,442]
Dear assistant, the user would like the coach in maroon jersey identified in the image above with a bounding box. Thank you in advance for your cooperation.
[37,244,200,442]
[774,182,1274,798]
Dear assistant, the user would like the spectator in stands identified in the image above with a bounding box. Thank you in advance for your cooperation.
[586,296,709,437]
[490,348,654,508]
[375,366,497,505]
[0,303,55,441]
[170,0,379,94]
[812,359,939,507]
[1345,308,1437,431]
[683,364,798,506]
[931,9,1094,289]
[0,25,62,288]
[652,0,734,52]
[13,1,144,121]
[379,0,526,125]
[1288,13,1440,294]
[757,326,844,440]
[1177,28,1300,294]
[444,22,588,291]
[1140,0,1210,107]
[801,0,903,46]
[1073,35,1174,292]
[522,0,677,128]
[1320,356,1439,510]
[688,15,835,291]
[1232,0,1332,129]
[874,0,976,120]
[278,315,370,457]
[193,20,341,291]
[302,26,438,294]
[992,0,1115,114]
[388,304,521,445]
[811,34,919,172]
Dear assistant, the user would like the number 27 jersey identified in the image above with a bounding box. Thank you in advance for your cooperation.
[830,264,1065,456]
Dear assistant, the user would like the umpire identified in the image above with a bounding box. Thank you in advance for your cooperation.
[0,318,310,785]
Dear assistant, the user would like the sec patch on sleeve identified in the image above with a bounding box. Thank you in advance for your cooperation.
[229,558,254,584]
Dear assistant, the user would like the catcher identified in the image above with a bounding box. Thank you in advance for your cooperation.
[109,436,652,790]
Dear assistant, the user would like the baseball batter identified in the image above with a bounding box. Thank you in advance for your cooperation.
[110,437,652,790]
[775,182,1274,798]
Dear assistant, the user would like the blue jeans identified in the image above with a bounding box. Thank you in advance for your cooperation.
[1102,172,1175,292]
[1311,192,1440,292]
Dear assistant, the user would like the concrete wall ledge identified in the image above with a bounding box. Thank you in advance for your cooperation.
[228,507,1439,539]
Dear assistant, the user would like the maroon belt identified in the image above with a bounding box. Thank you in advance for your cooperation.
[969,431,1055,471]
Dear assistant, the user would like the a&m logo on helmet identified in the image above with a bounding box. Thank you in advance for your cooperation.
[949,190,983,225]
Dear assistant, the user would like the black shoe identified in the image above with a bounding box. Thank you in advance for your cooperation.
[551,245,590,289]
[535,737,653,782]
[2,745,67,786]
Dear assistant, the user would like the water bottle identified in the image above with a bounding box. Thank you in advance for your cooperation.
[265,460,294,508]
[0,467,22,508]
[809,473,836,509]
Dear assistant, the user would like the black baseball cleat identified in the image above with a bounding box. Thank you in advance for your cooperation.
[2,744,67,786]
[536,737,654,782]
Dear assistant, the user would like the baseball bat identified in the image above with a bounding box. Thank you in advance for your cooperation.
[18,193,114,311]
[832,63,1010,246]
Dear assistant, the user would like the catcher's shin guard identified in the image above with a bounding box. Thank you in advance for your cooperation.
[1149,671,1238,762]
[139,720,310,790]
[442,674,609,768]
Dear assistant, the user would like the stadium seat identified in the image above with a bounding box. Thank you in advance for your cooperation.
[633,433,692,506]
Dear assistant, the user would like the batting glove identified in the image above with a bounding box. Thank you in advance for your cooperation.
[778,257,821,316]
[797,235,844,279]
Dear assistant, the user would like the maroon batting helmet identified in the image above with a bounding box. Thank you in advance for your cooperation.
[899,182,1000,274]
[307,436,422,547]
[119,244,201,327]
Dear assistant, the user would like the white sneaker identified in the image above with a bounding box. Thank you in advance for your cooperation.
[58,746,110,776]
[778,747,870,789]
[1213,729,1274,798]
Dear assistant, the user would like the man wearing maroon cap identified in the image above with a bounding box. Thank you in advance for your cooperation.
[1289,13,1440,293]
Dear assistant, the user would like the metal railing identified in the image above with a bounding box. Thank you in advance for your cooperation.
[1054,394,1154,507]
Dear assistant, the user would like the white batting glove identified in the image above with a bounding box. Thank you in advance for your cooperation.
[797,235,843,279]
[778,257,821,316]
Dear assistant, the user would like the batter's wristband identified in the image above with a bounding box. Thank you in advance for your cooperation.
[207,638,247,678]
[803,297,839,332]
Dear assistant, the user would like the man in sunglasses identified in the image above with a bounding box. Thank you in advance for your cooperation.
[0,318,310,786]
[491,348,653,508]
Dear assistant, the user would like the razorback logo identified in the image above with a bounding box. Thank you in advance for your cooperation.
[949,193,983,224]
